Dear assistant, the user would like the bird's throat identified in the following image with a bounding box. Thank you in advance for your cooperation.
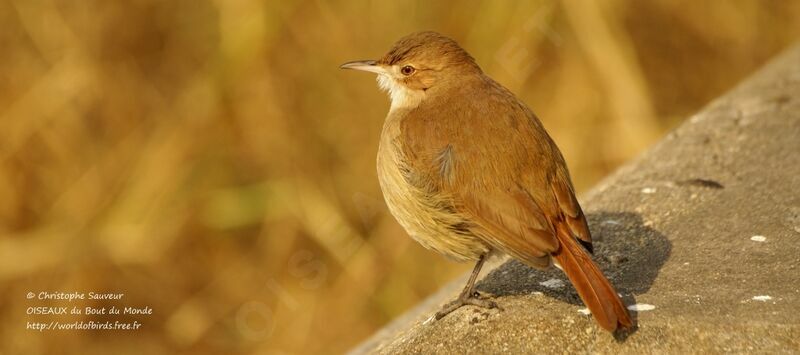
[377,75,425,112]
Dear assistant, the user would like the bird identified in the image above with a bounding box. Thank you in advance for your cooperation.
[340,31,632,332]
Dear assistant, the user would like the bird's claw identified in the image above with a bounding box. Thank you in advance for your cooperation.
[434,293,500,320]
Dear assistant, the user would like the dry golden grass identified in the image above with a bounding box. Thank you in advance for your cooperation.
[1,0,799,353]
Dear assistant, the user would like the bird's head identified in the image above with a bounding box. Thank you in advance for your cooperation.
[341,31,482,110]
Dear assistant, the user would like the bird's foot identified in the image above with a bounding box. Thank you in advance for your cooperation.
[434,291,499,320]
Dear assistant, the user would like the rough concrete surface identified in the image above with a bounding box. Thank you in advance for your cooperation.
[351,44,800,354]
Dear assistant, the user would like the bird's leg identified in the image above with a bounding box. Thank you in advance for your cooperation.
[434,254,498,320]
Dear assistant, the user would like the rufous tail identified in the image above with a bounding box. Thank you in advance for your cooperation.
[552,224,633,332]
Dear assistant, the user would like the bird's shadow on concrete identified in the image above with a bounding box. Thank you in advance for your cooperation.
[475,211,671,340]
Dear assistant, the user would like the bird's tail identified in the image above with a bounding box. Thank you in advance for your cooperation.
[552,224,632,332]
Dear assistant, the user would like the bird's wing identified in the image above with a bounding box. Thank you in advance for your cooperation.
[398,78,591,267]
[550,165,593,252]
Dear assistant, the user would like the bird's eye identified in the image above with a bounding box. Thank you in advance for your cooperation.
[400,65,416,76]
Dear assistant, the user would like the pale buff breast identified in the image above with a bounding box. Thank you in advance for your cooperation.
[376,114,489,262]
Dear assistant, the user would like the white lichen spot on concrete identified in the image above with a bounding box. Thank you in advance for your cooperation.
[750,235,767,242]
[539,278,565,289]
[627,303,656,312]
[752,295,772,302]
[641,187,657,194]
[578,308,591,315]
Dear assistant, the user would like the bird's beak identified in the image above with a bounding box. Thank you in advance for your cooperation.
[340,60,385,75]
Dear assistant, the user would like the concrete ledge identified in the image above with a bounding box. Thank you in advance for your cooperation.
[351,43,800,354]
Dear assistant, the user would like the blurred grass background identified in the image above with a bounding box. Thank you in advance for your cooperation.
[1,0,799,353]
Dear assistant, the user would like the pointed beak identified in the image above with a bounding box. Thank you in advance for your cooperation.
[340,60,386,74]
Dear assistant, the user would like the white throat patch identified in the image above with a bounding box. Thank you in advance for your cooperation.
[376,74,424,112]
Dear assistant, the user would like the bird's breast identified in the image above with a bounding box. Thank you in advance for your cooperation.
[376,114,488,261]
